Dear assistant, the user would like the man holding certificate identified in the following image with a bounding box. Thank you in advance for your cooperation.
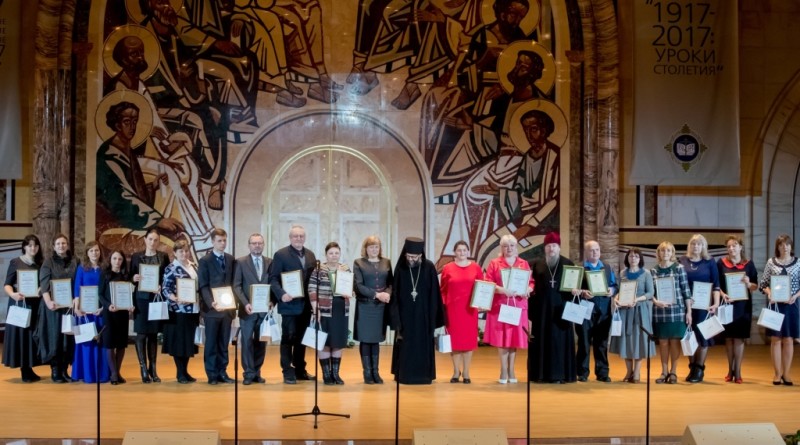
[198,228,237,385]
[233,233,273,385]
[528,231,577,384]
[575,240,617,383]
[679,234,720,383]
[758,234,800,386]
[269,225,317,384]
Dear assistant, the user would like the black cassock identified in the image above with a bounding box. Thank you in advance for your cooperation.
[389,259,444,384]
[528,255,577,383]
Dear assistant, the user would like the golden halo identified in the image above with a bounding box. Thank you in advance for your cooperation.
[480,0,541,36]
[508,99,568,152]
[125,0,184,27]
[95,90,154,149]
[497,40,555,95]
[103,24,161,81]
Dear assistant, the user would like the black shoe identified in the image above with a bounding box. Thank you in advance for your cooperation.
[782,377,794,386]
[688,365,705,383]
[242,378,254,385]
[450,376,460,383]
[371,354,384,384]
[361,356,375,384]
[51,367,66,383]
[331,357,344,385]
[185,374,196,383]
[597,376,612,383]
[218,375,235,384]
[320,359,334,385]
[110,379,119,385]
[283,376,297,384]
[296,371,315,380]
[463,378,471,384]
[117,376,127,384]
[208,379,218,385]
[256,376,266,383]
[177,377,190,384]
[577,375,588,382]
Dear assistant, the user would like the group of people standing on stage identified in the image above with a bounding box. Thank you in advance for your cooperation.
[4,228,799,388]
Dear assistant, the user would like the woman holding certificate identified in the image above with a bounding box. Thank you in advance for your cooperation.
[38,234,80,383]
[99,250,134,384]
[484,234,533,384]
[2,234,44,382]
[71,241,110,383]
[758,234,800,386]
[439,241,483,384]
[610,248,654,383]
[130,228,170,383]
[353,236,393,384]
[161,240,200,384]
[679,234,720,383]
[717,235,758,384]
[650,241,692,384]
[309,242,353,385]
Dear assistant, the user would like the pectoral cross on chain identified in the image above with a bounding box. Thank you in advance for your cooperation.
[550,277,556,288]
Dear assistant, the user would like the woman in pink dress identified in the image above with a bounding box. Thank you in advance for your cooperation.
[440,240,483,384]
[484,234,534,383]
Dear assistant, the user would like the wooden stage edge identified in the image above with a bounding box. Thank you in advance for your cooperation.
[0,344,798,441]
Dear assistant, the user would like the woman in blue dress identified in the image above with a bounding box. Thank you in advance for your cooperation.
[72,241,110,383]
[679,234,720,383]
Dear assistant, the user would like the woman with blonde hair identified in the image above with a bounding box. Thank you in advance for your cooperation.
[353,235,393,383]
[650,241,692,384]
[679,234,720,383]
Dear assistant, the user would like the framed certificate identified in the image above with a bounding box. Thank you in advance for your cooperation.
[138,264,160,293]
[559,266,584,292]
[500,268,510,288]
[724,273,748,301]
[507,268,531,295]
[212,286,236,310]
[50,278,73,308]
[250,284,271,313]
[176,278,197,304]
[334,270,354,296]
[692,281,713,310]
[771,275,792,303]
[617,281,637,306]
[586,270,609,296]
[470,280,496,310]
[655,276,675,305]
[79,286,100,313]
[111,281,133,310]
[281,270,304,298]
[17,270,39,297]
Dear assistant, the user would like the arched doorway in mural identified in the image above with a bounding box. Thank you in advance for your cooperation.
[264,145,393,263]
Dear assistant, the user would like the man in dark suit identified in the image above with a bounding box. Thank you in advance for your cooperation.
[269,225,317,384]
[233,233,272,385]
[576,240,617,383]
[198,228,237,384]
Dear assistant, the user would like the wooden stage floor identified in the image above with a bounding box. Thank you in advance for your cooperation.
[0,344,797,441]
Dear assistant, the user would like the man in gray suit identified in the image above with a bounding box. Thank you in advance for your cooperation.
[233,233,272,385]
[198,228,237,384]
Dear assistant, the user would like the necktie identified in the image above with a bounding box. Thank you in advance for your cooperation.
[255,257,262,280]
[216,254,225,272]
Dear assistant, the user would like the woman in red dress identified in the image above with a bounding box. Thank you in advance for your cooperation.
[440,241,483,384]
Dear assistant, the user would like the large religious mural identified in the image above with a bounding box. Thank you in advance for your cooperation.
[89,0,569,268]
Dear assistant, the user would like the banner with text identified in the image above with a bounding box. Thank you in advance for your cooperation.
[630,0,739,186]
[0,0,21,179]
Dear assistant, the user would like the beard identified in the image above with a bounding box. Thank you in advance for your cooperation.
[546,253,559,268]
[407,259,420,268]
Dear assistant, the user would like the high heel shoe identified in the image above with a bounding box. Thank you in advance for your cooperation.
[782,377,794,386]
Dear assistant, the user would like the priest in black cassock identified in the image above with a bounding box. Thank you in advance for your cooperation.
[528,231,578,383]
[390,237,445,384]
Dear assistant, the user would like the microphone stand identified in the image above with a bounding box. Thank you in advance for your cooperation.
[640,321,655,445]
[233,308,241,445]
[94,324,107,445]
[394,329,400,445]
[283,263,350,428]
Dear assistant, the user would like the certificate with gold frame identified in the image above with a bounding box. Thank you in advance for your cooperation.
[212,286,236,310]
[79,286,100,313]
[617,281,637,306]
[281,270,304,298]
[138,264,160,293]
[655,276,675,305]
[111,281,133,310]
[470,280,496,310]
[177,278,197,304]
[771,275,791,303]
[51,278,73,308]
[17,270,39,297]
[250,284,271,313]
[724,273,748,301]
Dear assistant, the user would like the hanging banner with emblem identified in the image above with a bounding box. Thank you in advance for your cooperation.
[630,0,739,186]
[0,0,22,179]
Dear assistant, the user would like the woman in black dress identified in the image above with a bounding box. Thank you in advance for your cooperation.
[37,233,80,383]
[99,249,135,384]
[309,242,353,385]
[2,234,44,382]
[353,235,393,384]
[130,228,169,382]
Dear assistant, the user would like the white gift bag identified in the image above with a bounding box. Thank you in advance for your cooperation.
[610,310,622,337]
[148,296,169,321]
[757,303,785,331]
[6,301,32,328]
[268,312,282,343]
[680,328,698,356]
[717,303,734,325]
[194,324,205,346]
[128,318,135,336]
[697,314,724,340]
[74,317,98,344]
[580,299,595,320]
[498,297,522,326]
[437,330,452,353]
[301,319,327,350]
[61,311,75,335]
[259,319,271,342]
[562,297,585,325]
